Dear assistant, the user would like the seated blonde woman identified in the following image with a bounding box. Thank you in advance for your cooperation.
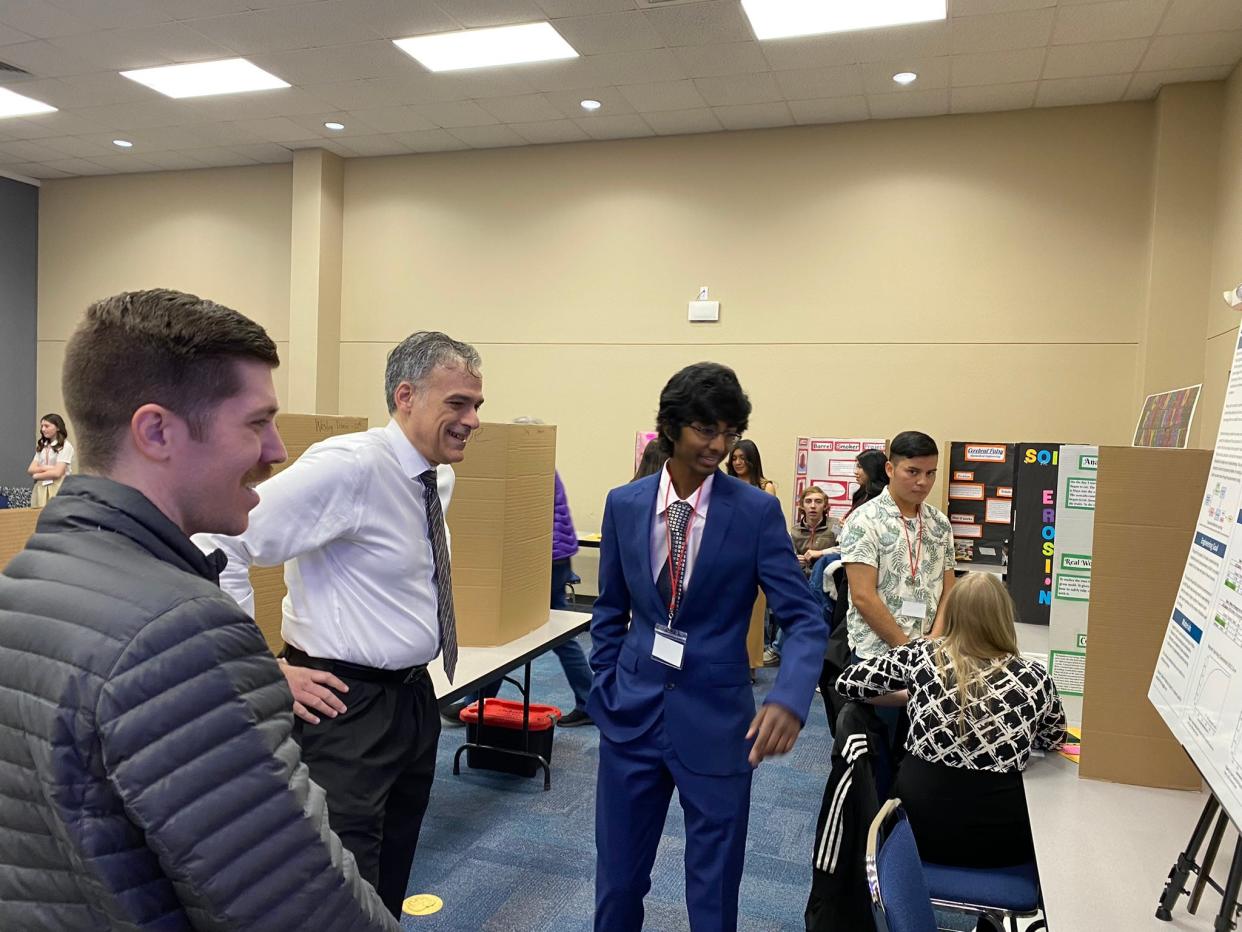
[836,572,1066,867]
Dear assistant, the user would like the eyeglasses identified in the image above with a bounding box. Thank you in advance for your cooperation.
[689,423,743,446]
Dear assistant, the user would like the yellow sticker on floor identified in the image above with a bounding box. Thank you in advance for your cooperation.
[402,894,443,916]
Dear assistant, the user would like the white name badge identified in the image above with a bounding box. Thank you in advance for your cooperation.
[900,599,928,621]
[652,625,688,669]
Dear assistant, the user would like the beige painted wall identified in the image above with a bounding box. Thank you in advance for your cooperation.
[1201,64,1242,441]
[36,164,293,430]
[340,104,1154,532]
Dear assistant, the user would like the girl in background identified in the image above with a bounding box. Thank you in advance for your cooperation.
[727,438,776,495]
[28,414,73,507]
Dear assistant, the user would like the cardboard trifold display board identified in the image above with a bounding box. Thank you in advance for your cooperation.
[0,507,41,573]
[1080,445,1206,790]
[446,422,555,648]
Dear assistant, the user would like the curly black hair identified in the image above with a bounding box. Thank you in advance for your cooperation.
[655,362,751,456]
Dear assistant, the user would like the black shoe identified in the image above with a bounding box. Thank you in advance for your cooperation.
[439,701,468,726]
[558,709,594,728]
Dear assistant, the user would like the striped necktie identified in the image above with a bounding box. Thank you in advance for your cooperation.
[420,469,457,682]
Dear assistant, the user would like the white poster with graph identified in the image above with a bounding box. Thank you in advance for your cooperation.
[793,436,887,527]
[1151,331,1242,822]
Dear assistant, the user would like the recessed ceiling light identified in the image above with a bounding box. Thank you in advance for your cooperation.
[324,121,345,131]
[112,139,134,148]
[120,58,289,99]
[580,99,602,111]
[741,0,946,41]
[0,87,57,119]
[893,72,918,85]
[394,22,578,73]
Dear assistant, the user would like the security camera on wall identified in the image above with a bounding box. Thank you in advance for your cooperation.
[1224,284,1242,309]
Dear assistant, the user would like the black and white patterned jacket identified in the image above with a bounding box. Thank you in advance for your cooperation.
[836,638,1067,773]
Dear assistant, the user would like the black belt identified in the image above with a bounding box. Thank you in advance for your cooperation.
[283,645,429,685]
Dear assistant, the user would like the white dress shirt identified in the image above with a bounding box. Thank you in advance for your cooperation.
[196,420,453,670]
[649,464,714,590]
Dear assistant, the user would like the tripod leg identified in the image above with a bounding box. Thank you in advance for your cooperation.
[1191,813,1231,914]
[1159,795,1221,921]
[1214,837,1242,932]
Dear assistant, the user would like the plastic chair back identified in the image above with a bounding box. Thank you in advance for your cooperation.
[866,798,939,932]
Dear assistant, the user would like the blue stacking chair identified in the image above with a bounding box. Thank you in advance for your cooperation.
[923,859,1046,932]
[866,799,939,932]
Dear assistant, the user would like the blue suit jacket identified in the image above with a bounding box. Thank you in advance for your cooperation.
[586,472,828,776]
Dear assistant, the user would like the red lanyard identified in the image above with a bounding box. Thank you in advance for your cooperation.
[901,507,923,583]
[664,479,703,620]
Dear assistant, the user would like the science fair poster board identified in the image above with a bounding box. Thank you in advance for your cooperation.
[793,437,886,527]
[1133,384,1201,449]
[1007,444,1063,627]
[1151,334,1242,816]
[947,442,1015,567]
[1046,445,1097,725]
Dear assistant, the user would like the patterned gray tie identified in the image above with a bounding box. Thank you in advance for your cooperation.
[420,469,457,682]
[658,499,694,621]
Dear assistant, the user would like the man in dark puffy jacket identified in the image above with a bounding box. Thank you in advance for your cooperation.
[0,289,397,932]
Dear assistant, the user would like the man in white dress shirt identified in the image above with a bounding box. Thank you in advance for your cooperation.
[202,331,484,918]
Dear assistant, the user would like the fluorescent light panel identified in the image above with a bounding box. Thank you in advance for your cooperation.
[394,22,577,73]
[741,0,946,41]
[120,58,289,99]
[0,88,56,118]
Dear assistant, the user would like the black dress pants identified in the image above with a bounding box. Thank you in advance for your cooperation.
[292,659,441,918]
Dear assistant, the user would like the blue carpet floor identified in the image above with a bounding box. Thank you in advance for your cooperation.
[400,626,1003,931]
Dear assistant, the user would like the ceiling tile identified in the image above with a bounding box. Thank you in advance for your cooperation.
[1160,0,1242,35]
[552,11,664,55]
[0,23,34,47]
[344,0,458,39]
[168,146,255,167]
[849,21,952,63]
[867,88,949,119]
[285,137,354,157]
[712,101,794,130]
[227,116,312,142]
[175,121,264,146]
[47,0,173,31]
[24,135,115,158]
[433,0,545,29]
[521,57,602,92]
[574,112,654,139]
[1052,0,1167,44]
[642,3,754,48]
[951,9,1055,54]
[1035,74,1132,107]
[446,123,528,148]
[1043,39,1149,78]
[950,47,1045,86]
[0,39,106,77]
[475,93,564,122]
[758,32,872,70]
[859,58,950,96]
[1141,31,1242,70]
[672,41,769,78]
[392,128,469,152]
[348,105,440,133]
[186,4,379,55]
[250,41,415,86]
[694,72,781,107]
[409,100,501,128]
[774,64,864,100]
[0,1,96,39]
[162,0,254,19]
[0,138,77,161]
[586,48,687,85]
[1124,64,1236,98]
[409,69,539,102]
[334,133,412,156]
[3,161,73,178]
[950,81,1037,113]
[308,78,422,110]
[229,141,294,162]
[42,156,109,175]
[508,118,591,143]
[543,86,635,118]
[24,72,152,108]
[47,23,234,71]
[618,79,707,113]
[0,110,107,139]
[536,0,633,16]
[952,0,1055,14]
[641,107,724,135]
[78,100,187,130]
[787,96,869,125]
[286,111,384,136]
[178,86,334,121]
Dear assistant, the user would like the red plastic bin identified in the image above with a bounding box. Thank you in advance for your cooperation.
[459,698,562,777]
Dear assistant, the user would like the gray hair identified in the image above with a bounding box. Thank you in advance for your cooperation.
[384,331,481,413]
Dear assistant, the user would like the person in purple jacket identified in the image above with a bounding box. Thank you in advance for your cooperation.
[441,455,595,727]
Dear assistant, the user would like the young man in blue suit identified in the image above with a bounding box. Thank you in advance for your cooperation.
[586,362,828,932]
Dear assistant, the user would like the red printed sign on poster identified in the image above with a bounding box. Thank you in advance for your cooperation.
[794,436,887,527]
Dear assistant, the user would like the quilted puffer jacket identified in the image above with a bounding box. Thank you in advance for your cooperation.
[0,476,398,932]
[552,471,578,561]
